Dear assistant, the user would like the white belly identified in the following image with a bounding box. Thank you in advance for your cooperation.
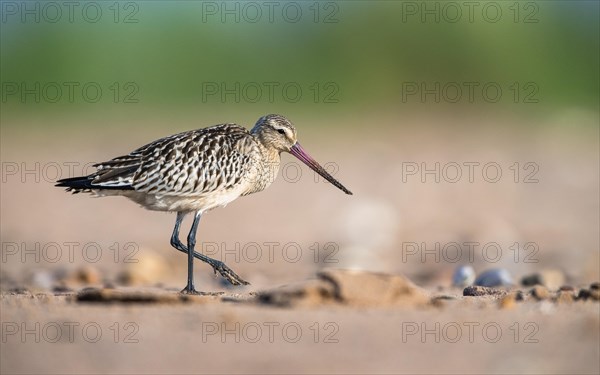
[96,184,248,213]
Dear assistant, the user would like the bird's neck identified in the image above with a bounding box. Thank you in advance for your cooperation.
[242,135,281,196]
[258,141,281,166]
[251,131,281,164]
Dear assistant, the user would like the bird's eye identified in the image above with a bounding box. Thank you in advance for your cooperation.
[277,129,286,135]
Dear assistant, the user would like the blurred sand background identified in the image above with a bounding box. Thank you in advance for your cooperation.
[1,1,599,374]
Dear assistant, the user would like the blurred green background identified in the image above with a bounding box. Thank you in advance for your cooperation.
[1,0,598,126]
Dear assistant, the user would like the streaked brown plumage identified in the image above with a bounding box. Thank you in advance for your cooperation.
[56,114,352,293]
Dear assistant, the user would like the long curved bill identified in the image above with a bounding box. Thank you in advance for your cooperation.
[290,142,353,195]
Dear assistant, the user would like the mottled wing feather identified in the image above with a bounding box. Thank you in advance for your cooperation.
[87,124,257,195]
[132,124,257,195]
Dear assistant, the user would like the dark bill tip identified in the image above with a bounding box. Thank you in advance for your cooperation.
[290,143,353,195]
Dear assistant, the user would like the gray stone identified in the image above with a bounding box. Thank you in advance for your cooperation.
[452,265,475,287]
[475,268,513,287]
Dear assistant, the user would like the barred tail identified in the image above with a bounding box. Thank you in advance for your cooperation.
[55,176,133,193]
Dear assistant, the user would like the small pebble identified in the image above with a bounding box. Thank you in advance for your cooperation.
[463,285,507,297]
[474,269,513,287]
[531,285,550,300]
[556,291,574,304]
[498,293,517,309]
[52,284,73,294]
[32,271,55,290]
[521,270,565,290]
[8,287,29,295]
[577,289,591,300]
[514,290,525,301]
[76,266,102,285]
[117,250,170,286]
[452,265,475,287]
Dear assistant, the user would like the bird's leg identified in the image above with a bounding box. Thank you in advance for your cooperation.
[181,211,202,294]
[170,212,249,287]
[171,212,195,292]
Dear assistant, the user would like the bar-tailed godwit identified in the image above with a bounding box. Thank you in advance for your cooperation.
[56,114,352,294]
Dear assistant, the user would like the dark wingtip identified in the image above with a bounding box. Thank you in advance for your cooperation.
[54,176,133,192]
[54,177,92,190]
[54,181,70,188]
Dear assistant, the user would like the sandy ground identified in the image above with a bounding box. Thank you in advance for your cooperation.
[1,111,599,374]
[1,282,599,374]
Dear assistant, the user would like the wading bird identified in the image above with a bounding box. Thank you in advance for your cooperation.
[56,114,352,294]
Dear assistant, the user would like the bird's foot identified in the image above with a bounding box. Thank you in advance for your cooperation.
[210,261,250,286]
[180,284,203,295]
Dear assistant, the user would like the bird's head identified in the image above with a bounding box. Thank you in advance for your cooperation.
[251,114,298,152]
[252,114,353,195]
